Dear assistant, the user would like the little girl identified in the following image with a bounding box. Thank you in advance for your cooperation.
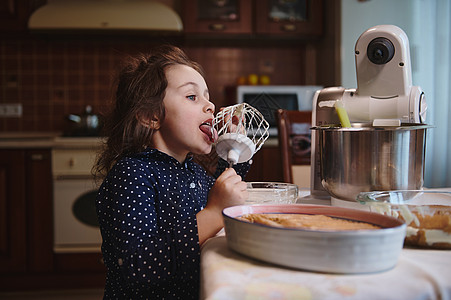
[94,45,250,299]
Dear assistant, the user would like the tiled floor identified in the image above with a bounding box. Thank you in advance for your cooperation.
[0,289,103,300]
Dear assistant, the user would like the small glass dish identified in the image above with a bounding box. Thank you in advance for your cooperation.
[246,182,298,205]
[356,190,451,249]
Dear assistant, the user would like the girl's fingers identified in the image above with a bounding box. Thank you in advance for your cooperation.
[219,167,237,179]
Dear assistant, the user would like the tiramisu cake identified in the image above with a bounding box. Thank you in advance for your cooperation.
[367,202,451,249]
[398,205,451,249]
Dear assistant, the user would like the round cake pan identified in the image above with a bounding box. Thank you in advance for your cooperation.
[223,204,406,274]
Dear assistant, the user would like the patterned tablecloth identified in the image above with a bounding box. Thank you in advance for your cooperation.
[200,235,451,300]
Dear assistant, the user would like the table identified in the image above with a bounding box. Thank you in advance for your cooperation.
[200,192,451,300]
[201,236,451,300]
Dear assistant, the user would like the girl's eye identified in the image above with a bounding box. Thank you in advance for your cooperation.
[187,95,196,101]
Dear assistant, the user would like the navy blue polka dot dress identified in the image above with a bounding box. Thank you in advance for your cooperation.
[96,148,249,299]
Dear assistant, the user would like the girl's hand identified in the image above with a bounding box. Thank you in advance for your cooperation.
[196,168,248,244]
[217,106,246,135]
[206,168,248,213]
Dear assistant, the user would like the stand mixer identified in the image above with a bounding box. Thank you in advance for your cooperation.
[310,25,429,202]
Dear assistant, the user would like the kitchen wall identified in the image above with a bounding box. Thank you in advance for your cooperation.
[187,46,307,104]
[0,0,339,134]
[0,37,304,133]
[340,0,416,88]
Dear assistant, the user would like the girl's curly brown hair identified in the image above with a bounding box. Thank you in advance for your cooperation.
[93,45,204,180]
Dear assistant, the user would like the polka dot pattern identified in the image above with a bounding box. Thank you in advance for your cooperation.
[96,148,248,299]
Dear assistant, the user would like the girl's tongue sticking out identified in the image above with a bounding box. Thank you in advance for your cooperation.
[200,121,218,143]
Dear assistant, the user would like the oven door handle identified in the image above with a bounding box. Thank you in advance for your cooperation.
[54,174,95,180]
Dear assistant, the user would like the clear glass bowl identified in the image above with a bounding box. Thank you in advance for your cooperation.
[246,182,298,205]
[356,190,451,249]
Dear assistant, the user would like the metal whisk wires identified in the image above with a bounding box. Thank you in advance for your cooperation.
[212,103,270,165]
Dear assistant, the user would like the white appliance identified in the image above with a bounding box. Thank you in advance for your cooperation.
[310,25,428,199]
[52,141,102,253]
[237,85,322,136]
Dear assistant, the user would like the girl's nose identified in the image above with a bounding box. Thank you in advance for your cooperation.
[205,100,215,113]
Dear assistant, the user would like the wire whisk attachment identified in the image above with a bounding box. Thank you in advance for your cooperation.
[212,103,270,166]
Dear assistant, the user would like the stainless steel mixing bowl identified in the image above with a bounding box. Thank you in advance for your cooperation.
[313,123,430,201]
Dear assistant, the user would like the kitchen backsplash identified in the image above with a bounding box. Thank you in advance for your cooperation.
[0,37,306,133]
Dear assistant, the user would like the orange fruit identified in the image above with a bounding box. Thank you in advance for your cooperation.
[237,76,247,85]
[247,74,259,85]
[259,75,271,85]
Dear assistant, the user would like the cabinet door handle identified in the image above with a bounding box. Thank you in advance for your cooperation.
[31,153,44,161]
[209,23,226,31]
[69,158,75,167]
[281,24,297,32]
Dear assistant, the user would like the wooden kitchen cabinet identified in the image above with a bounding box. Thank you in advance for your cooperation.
[255,0,323,37]
[182,0,323,37]
[0,0,44,32]
[0,149,53,274]
[0,150,27,272]
[245,145,284,182]
[182,0,252,34]
[25,149,54,272]
[194,144,284,182]
[0,147,105,291]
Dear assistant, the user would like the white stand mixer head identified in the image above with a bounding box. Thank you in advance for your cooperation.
[212,103,269,165]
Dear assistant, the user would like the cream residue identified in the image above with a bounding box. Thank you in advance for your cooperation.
[370,203,419,226]
[406,227,451,245]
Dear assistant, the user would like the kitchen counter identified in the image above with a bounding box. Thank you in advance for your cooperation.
[0,132,104,149]
[53,137,105,149]
[0,132,59,148]
[264,137,278,147]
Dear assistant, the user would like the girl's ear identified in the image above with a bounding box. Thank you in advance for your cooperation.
[149,119,160,130]
[137,113,160,130]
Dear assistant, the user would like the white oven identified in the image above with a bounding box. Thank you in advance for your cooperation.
[52,139,103,253]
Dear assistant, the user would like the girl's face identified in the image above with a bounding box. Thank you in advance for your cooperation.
[151,64,216,162]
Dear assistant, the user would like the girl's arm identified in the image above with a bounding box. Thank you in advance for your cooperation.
[197,168,248,245]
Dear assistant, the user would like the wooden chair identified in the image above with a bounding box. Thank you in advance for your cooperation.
[276,109,312,188]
